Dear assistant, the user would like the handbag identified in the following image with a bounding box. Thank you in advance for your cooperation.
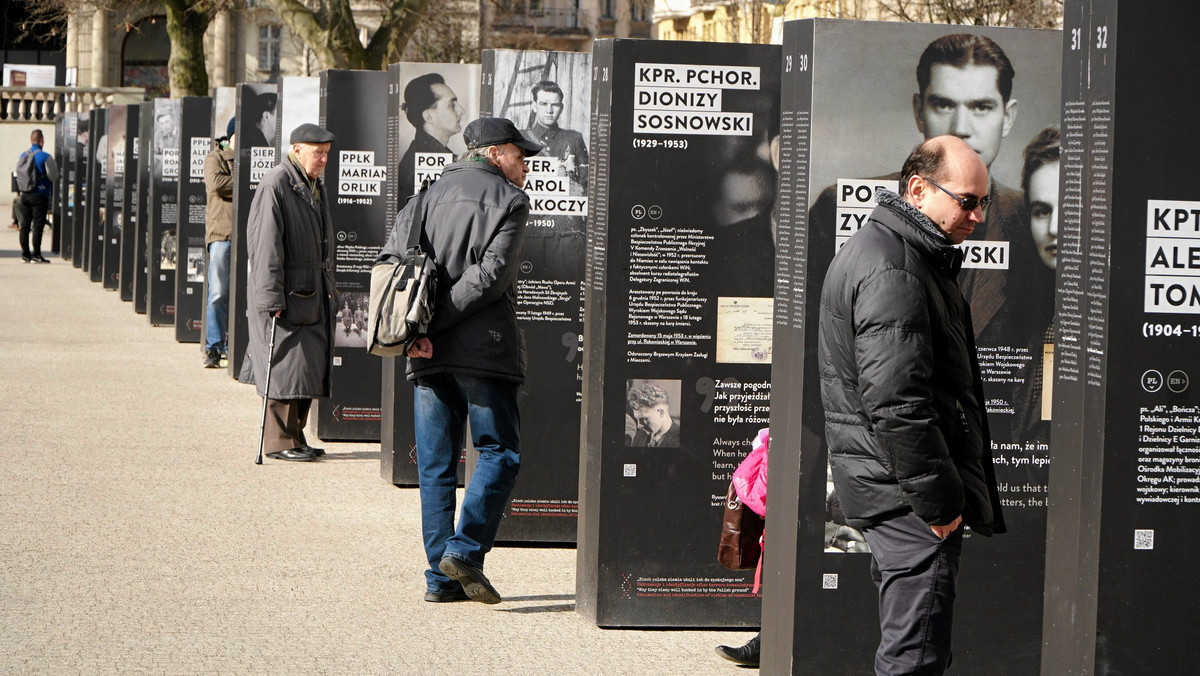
[717,480,764,571]
[367,188,436,356]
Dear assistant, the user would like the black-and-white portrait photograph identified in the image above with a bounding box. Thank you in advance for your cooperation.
[624,379,682,449]
[77,116,90,163]
[107,106,127,231]
[490,50,590,194]
[801,25,1062,554]
[238,87,277,149]
[211,86,237,141]
[151,98,180,180]
[276,76,319,152]
[487,50,591,282]
[334,291,369,349]
[394,63,480,197]
[160,229,177,271]
[807,27,1060,349]
[186,247,205,283]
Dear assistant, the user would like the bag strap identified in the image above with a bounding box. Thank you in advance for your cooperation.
[405,185,431,253]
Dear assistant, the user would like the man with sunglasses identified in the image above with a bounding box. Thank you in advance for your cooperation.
[818,135,1006,676]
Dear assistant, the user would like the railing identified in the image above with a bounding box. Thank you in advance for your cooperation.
[0,87,147,122]
[494,6,586,32]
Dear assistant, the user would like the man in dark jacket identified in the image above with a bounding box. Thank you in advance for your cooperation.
[202,118,236,368]
[380,117,540,604]
[15,129,59,263]
[239,123,337,462]
[818,135,1005,675]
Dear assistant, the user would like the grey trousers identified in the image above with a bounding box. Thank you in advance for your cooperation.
[862,511,963,676]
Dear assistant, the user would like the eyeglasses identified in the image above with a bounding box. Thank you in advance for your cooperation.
[923,177,990,212]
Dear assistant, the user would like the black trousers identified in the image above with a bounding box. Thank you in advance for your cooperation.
[862,511,963,676]
[16,192,50,258]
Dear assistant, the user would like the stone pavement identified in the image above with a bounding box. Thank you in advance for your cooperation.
[0,233,757,676]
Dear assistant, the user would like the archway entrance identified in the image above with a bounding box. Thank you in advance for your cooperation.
[121,16,169,98]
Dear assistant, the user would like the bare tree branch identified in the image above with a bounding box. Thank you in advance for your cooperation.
[876,0,1062,28]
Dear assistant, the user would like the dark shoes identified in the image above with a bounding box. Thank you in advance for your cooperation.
[302,444,325,457]
[21,255,31,263]
[715,633,761,667]
[203,348,221,368]
[438,556,502,604]
[265,447,319,462]
[424,585,471,603]
[32,255,50,263]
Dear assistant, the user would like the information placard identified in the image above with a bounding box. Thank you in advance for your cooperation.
[86,107,107,281]
[761,20,1061,675]
[477,49,590,543]
[228,83,278,377]
[1041,2,1200,673]
[132,102,153,315]
[380,62,480,485]
[314,69,390,441]
[102,105,127,290]
[57,112,79,262]
[577,39,780,627]
[147,99,181,326]
[70,111,89,269]
[175,96,213,342]
[116,105,140,302]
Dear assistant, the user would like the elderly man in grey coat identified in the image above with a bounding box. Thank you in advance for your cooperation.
[240,123,337,462]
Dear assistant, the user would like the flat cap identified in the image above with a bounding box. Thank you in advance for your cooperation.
[289,123,336,144]
[463,117,542,156]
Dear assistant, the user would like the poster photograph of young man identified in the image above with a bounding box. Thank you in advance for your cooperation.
[624,379,683,449]
[395,65,479,197]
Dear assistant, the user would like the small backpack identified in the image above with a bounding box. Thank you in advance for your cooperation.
[15,150,39,192]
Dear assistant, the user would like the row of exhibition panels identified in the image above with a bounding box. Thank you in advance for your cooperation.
[45,9,1194,674]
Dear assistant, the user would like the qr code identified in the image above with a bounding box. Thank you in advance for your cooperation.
[822,573,838,589]
[1134,529,1154,550]
[623,464,637,477]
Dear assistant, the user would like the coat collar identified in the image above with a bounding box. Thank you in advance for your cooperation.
[281,155,323,211]
[441,158,508,182]
[874,189,964,276]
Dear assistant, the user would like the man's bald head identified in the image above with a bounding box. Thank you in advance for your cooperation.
[900,136,990,244]
[900,136,986,195]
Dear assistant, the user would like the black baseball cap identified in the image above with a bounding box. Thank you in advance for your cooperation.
[463,117,542,156]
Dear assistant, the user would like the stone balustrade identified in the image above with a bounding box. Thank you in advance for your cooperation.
[0,87,146,122]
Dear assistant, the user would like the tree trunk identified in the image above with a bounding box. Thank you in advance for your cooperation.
[163,0,211,97]
[266,0,431,72]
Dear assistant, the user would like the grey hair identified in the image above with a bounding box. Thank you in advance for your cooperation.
[457,147,494,162]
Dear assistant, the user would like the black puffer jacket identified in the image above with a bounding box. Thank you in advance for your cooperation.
[818,190,1005,535]
[380,160,529,383]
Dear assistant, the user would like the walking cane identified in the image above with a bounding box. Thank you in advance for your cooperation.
[255,315,279,465]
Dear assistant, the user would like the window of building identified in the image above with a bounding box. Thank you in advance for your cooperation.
[258,24,281,72]
[630,0,648,22]
[602,0,614,18]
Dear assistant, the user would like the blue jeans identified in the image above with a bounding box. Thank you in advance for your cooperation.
[205,241,231,351]
[414,372,521,593]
